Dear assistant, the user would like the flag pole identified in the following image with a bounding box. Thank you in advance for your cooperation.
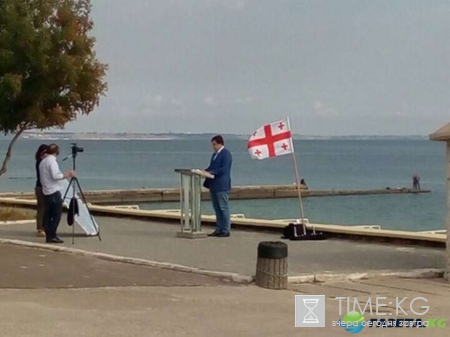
[286,117,306,223]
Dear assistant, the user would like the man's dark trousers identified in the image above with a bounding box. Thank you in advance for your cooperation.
[43,191,63,239]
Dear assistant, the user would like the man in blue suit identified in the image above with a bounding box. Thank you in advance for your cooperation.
[203,135,233,237]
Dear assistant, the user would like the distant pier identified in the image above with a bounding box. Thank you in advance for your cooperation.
[0,185,430,204]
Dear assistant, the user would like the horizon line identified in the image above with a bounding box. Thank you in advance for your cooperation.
[21,131,429,137]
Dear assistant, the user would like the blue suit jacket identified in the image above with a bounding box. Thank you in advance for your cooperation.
[203,147,232,192]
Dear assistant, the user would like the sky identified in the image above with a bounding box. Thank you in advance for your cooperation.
[66,0,450,136]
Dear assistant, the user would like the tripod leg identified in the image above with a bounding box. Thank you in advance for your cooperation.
[70,178,77,244]
[63,178,74,200]
[73,178,101,241]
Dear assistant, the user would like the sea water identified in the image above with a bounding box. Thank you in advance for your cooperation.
[0,137,445,231]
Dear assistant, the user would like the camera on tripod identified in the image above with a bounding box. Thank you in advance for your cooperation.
[71,143,84,157]
[62,142,101,242]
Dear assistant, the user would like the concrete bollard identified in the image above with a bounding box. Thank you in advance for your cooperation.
[255,241,288,289]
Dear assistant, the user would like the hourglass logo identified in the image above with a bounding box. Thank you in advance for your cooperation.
[295,295,326,328]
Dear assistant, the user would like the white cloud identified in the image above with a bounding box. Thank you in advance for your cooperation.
[236,96,254,105]
[234,0,246,11]
[394,110,408,117]
[140,94,185,117]
[312,100,338,117]
[204,96,217,107]
[204,0,248,11]
[170,99,183,106]
[142,95,184,108]
[142,94,164,107]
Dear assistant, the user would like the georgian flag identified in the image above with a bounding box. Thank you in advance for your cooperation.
[247,119,294,160]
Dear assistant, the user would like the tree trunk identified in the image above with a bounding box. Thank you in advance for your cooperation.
[445,142,450,281]
[0,127,27,177]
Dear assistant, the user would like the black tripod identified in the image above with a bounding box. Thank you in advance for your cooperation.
[62,144,101,244]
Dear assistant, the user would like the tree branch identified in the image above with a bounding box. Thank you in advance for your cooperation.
[0,126,28,177]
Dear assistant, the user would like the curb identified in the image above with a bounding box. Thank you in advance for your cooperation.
[0,238,254,285]
[288,268,445,284]
[0,219,35,226]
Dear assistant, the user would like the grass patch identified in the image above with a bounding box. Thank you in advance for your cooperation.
[0,207,35,221]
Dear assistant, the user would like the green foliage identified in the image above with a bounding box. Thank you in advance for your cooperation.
[0,0,107,134]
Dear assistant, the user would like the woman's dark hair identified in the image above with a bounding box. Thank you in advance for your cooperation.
[35,144,48,161]
[211,135,224,145]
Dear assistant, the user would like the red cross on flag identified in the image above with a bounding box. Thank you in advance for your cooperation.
[248,119,294,160]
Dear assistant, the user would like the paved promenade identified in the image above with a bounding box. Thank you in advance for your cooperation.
[0,244,226,289]
[1,243,450,337]
[0,216,445,277]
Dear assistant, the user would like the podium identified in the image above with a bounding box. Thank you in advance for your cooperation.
[174,169,214,239]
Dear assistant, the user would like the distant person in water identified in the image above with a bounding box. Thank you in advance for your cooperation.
[35,144,48,237]
[300,178,308,189]
[412,174,421,190]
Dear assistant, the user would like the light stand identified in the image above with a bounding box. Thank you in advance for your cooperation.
[62,145,101,244]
